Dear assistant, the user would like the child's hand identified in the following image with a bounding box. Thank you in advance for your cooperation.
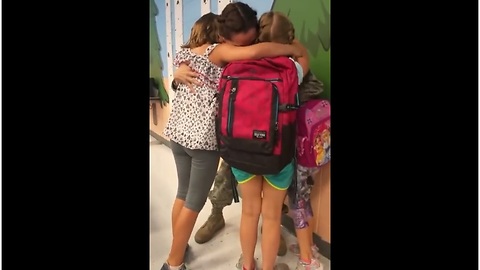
[291,44,303,58]
[292,40,310,73]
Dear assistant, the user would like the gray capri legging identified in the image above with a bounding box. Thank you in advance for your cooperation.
[170,140,220,213]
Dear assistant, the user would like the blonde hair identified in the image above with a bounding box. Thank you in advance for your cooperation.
[181,12,219,48]
[257,11,295,44]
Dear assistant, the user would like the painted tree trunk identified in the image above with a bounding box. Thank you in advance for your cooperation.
[150,0,169,106]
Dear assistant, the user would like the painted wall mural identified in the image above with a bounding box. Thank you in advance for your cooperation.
[150,0,169,106]
[272,0,330,100]
[153,0,330,101]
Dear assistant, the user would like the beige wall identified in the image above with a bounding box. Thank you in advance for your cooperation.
[150,101,171,141]
[310,163,330,242]
[150,78,171,141]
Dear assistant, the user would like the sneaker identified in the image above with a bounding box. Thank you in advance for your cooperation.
[288,244,322,260]
[295,258,323,270]
[236,254,257,270]
[160,262,188,270]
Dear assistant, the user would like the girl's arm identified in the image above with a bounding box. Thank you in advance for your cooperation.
[292,39,310,75]
[209,42,303,67]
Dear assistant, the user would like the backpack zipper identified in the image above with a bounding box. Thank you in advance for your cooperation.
[223,75,282,82]
[227,85,238,136]
[272,84,279,142]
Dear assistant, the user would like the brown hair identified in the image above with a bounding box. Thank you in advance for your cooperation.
[217,2,258,40]
[181,12,219,48]
[257,12,295,44]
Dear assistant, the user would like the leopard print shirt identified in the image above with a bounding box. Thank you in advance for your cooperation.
[163,44,223,150]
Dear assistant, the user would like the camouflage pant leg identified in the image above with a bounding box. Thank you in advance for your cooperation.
[298,71,324,103]
[208,160,235,209]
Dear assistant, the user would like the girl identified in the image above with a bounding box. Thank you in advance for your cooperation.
[221,10,308,270]
[257,11,325,270]
[161,10,302,270]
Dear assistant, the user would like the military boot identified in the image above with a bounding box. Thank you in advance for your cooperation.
[260,226,288,256]
[278,203,289,256]
[194,207,225,244]
[278,232,287,256]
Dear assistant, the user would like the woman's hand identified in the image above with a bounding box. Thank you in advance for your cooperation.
[173,63,202,92]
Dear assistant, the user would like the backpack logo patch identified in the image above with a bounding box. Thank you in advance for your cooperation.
[252,130,267,139]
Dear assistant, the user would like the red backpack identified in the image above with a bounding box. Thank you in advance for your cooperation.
[216,56,299,175]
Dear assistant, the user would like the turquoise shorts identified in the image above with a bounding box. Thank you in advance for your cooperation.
[231,160,294,190]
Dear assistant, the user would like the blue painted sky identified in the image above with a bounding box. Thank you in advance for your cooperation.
[154,0,274,76]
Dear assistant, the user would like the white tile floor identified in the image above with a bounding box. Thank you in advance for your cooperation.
[150,136,330,270]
